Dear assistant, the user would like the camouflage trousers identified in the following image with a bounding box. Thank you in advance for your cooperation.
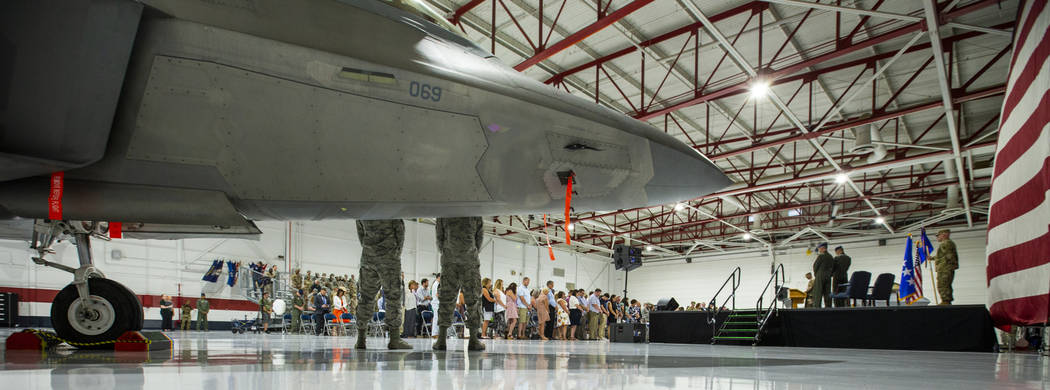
[290,310,302,332]
[437,254,482,336]
[937,267,955,303]
[355,255,403,334]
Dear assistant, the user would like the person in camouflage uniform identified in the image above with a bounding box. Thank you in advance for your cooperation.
[196,293,210,331]
[291,289,306,333]
[933,229,959,305]
[432,217,486,351]
[180,302,193,330]
[347,275,358,315]
[354,219,411,350]
[291,269,303,290]
[259,291,273,333]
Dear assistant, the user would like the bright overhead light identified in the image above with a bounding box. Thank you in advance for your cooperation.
[567,223,575,231]
[835,173,849,184]
[749,80,770,98]
[674,203,685,211]
[874,217,885,224]
[645,245,654,252]
[742,232,752,241]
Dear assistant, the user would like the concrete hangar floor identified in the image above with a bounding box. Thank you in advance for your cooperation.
[1,330,1048,390]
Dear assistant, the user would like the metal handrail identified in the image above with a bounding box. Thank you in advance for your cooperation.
[707,267,741,328]
[754,263,786,343]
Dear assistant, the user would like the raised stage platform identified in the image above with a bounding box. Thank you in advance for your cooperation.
[649,304,996,352]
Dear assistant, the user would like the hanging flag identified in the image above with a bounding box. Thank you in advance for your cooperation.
[563,172,574,246]
[202,260,223,283]
[986,0,1050,329]
[226,261,240,287]
[542,214,556,261]
[899,235,922,304]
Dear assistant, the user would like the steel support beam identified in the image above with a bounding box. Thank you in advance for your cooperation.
[634,0,1000,120]
[513,0,656,71]
[679,0,895,233]
[923,0,973,227]
[707,85,1005,159]
[450,0,486,25]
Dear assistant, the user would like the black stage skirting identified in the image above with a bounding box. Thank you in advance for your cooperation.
[650,304,996,352]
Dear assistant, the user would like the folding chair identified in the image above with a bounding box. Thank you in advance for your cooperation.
[369,312,387,337]
[282,314,292,334]
[830,271,872,307]
[341,313,356,337]
[867,273,896,306]
[420,310,434,338]
[449,310,466,338]
[299,313,313,334]
[323,313,337,336]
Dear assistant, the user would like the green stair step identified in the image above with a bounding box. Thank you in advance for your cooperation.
[724,321,756,325]
[713,336,756,340]
[719,328,759,333]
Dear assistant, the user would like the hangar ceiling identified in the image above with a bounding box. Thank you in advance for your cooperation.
[420,0,1017,259]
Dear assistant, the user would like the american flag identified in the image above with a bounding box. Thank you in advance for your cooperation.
[985,0,1050,329]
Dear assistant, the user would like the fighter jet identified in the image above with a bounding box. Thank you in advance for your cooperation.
[0,0,729,346]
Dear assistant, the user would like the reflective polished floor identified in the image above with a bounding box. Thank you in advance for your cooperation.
[1,329,1047,389]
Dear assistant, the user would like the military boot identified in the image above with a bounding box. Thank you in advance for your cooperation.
[388,336,412,350]
[355,332,367,349]
[432,328,448,350]
[467,332,486,351]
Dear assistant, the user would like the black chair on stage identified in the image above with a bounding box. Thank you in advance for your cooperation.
[866,273,896,306]
[830,271,871,307]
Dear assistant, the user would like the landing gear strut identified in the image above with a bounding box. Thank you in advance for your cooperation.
[31,220,143,348]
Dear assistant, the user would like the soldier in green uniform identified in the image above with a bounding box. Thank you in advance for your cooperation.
[180,302,193,330]
[932,229,959,305]
[354,219,412,350]
[832,246,852,307]
[196,293,210,331]
[290,289,306,333]
[432,217,486,351]
[259,291,273,333]
[347,275,358,315]
[811,243,834,308]
[291,268,303,290]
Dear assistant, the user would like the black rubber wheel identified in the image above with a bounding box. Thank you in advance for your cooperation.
[51,278,141,349]
[113,281,144,330]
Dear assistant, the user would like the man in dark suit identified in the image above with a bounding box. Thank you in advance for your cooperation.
[313,288,331,335]
[832,246,852,307]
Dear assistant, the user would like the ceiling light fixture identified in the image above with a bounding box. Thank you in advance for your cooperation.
[742,232,752,241]
[567,223,575,231]
[674,203,685,211]
[835,173,849,184]
[749,80,771,98]
[645,245,654,252]
[874,217,885,224]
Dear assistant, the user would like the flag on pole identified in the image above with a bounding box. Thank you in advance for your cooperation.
[899,235,922,304]
[986,0,1050,329]
[914,228,934,297]
[202,260,223,283]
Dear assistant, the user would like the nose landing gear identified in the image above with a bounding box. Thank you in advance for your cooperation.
[31,220,143,348]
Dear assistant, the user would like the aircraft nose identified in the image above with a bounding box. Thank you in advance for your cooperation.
[644,141,732,206]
